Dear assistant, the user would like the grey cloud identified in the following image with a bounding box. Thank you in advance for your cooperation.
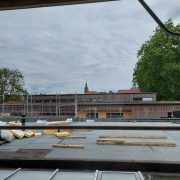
[0,0,179,93]
[168,7,180,21]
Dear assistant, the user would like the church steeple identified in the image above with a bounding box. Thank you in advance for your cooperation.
[84,81,89,94]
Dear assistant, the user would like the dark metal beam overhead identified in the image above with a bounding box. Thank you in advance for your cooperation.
[0,0,117,11]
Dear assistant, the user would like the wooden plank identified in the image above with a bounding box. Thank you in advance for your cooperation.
[0,0,115,11]
[46,121,69,126]
[72,130,92,132]
[54,131,71,138]
[10,130,25,139]
[0,141,6,145]
[8,121,22,126]
[52,143,84,149]
[44,129,59,135]
[59,136,86,139]
[96,139,125,145]
[99,134,167,139]
[34,132,42,137]
[96,139,176,147]
[24,130,34,138]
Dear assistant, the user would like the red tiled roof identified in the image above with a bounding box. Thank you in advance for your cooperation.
[85,91,98,94]
[117,89,141,94]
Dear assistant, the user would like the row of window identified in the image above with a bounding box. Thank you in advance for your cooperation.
[28,97,153,103]
[133,97,153,102]
[28,98,105,103]
[86,113,123,118]
[31,99,75,103]
[106,113,123,118]
[79,98,103,102]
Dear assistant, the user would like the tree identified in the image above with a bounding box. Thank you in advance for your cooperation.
[0,67,27,101]
[133,20,180,100]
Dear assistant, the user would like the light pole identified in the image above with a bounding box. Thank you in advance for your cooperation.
[58,93,61,116]
[0,95,5,114]
[26,94,29,116]
[41,99,44,116]
[31,94,33,117]
[56,92,58,116]
[75,93,78,118]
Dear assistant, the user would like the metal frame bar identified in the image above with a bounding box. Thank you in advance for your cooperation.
[137,171,145,180]
[48,169,59,180]
[0,0,117,11]
[4,168,21,180]
[138,0,180,37]
[98,171,144,180]
[0,125,180,130]
[94,170,99,180]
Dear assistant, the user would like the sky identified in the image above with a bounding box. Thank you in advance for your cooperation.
[0,0,179,94]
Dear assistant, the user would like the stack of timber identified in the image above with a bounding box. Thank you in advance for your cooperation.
[0,119,74,144]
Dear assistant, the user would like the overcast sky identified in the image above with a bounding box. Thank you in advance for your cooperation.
[0,0,179,94]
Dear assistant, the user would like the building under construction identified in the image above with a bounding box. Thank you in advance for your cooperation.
[1,86,180,119]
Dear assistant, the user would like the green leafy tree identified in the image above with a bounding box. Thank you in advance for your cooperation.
[0,67,27,101]
[133,20,180,100]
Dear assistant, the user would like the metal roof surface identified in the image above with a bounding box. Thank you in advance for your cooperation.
[0,169,143,180]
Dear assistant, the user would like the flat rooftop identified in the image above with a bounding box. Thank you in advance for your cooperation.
[1,122,180,173]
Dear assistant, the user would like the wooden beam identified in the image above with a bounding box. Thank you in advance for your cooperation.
[99,134,167,139]
[46,121,69,126]
[0,0,116,11]
[96,139,176,147]
[0,141,6,145]
[53,143,84,148]
[58,136,86,139]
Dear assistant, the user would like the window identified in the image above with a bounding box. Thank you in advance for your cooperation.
[86,113,98,118]
[133,97,142,102]
[106,113,123,118]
